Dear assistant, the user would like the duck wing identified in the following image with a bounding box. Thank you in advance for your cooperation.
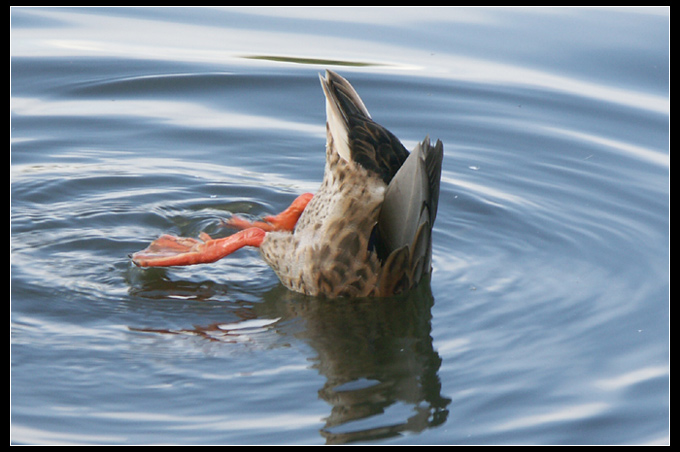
[376,137,443,293]
[318,70,443,295]
[378,137,443,256]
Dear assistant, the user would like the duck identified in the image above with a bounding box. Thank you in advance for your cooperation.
[131,70,443,298]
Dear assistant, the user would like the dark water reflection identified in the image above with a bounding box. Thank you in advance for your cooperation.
[130,277,450,444]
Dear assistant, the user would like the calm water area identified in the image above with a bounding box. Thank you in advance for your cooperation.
[11,7,669,445]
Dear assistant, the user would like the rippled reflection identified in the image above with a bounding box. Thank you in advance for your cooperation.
[130,278,450,444]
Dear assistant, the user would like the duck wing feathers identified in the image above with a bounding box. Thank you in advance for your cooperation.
[377,137,443,291]
[320,70,444,294]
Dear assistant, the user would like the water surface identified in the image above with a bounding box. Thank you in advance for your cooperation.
[11,7,669,445]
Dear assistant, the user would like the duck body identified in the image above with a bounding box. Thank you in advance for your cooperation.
[132,70,443,298]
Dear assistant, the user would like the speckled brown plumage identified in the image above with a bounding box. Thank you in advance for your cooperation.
[259,71,443,297]
[131,70,443,298]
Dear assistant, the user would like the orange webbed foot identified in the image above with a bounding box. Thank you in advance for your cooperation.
[131,228,266,268]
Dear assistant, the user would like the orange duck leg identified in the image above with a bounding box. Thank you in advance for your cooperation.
[131,193,313,267]
[224,192,313,232]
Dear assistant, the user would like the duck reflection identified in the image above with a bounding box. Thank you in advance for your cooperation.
[129,276,450,444]
[262,281,450,443]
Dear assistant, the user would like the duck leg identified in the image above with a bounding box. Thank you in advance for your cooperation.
[131,228,266,267]
[130,193,312,268]
[225,192,313,232]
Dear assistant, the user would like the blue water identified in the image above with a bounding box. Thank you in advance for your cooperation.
[11,7,668,445]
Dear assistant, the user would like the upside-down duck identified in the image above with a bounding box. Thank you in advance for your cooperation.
[131,70,443,298]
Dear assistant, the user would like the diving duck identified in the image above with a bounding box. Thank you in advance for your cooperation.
[131,70,443,298]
